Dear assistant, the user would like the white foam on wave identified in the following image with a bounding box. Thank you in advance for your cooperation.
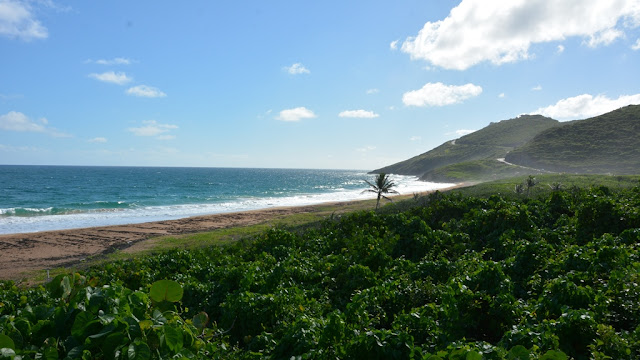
[0,175,455,235]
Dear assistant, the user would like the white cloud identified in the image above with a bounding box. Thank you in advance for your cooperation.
[0,110,71,137]
[498,93,506,98]
[275,107,317,122]
[89,57,133,65]
[532,85,542,91]
[455,129,476,136]
[88,137,107,143]
[366,88,379,95]
[89,71,132,85]
[389,39,399,50]
[284,63,310,75]
[402,82,482,107]
[557,45,565,53]
[0,111,45,132]
[128,120,178,138]
[401,0,640,70]
[633,38,640,50]
[338,110,380,118]
[409,136,421,141]
[126,85,167,98]
[584,28,624,48]
[530,93,640,120]
[0,0,48,40]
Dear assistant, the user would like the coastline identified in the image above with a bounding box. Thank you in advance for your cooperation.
[0,183,466,281]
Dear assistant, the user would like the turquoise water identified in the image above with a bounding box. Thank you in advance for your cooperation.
[0,165,454,234]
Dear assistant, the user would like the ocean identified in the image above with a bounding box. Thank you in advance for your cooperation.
[0,165,455,235]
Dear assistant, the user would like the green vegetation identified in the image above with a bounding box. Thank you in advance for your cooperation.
[420,159,546,183]
[452,174,640,199]
[505,105,640,174]
[374,115,558,177]
[2,178,640,359]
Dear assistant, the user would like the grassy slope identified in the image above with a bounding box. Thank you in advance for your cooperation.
[374,115,559,176]
[420,158,547,183]
[505,104,640,174]
[451,173,640,199]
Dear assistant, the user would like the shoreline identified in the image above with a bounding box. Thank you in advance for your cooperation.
[0,183,466,281]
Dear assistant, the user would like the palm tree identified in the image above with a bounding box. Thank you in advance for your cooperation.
[362,173,399,209]
[525,175,537,197]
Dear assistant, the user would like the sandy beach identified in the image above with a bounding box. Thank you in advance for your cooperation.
[0,203,336,281]
[0,185,466,281]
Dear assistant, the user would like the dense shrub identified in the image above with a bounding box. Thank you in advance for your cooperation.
[1,183,640,358]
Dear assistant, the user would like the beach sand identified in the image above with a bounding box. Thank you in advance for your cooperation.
[0,185,465,281]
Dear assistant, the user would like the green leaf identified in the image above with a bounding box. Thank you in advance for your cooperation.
[0,334,15,350]
[163,325,183,353]
[71,311,98,339]
[540,350,568,360]
[41,346,58,360]
[466,351,483,360]
[508,345,530,360]
[149,280,183,303]
[66,346,85,359]
[102,332,125,360]
[127,341,151,360]
[61,276,72,299]
[192,312,209,332]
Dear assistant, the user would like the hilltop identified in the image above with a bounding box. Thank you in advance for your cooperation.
[374,105,640,182]
[373,114,559,179]
[505,104,640,174]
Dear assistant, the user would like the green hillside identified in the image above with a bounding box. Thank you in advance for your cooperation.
[505,105,640,174]
[373,115,559,176]
[420,158,547,183]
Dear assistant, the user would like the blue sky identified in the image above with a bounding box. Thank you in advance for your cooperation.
[1,0,640,170]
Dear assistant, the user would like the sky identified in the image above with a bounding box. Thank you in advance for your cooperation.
[1,0,640,170]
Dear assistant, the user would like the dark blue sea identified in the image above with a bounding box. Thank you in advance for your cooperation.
[0,166,454,234]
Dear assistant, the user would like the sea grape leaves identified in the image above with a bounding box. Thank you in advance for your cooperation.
[149,280,183,303]
[0,334,14,350]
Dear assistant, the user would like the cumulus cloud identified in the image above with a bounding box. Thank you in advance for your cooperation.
[557,45,565,53]
[366,88,379,95]
[0,0,48,40]
[275,107,316,122]
[338,110,380,118]
[530,93,640,120]
[126,85,167,98]
[389,40,399,50]
[401,0,640,70]
[498,93,506,98]
[284,63,310,75]
[633,38,640,50]
[88,137,107,143]
[0,111,46,132]
[402,82,482,107]
[89,71,132,85]
[532,85,542,91]
[128,120,178,138]
[0,110,71,137]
